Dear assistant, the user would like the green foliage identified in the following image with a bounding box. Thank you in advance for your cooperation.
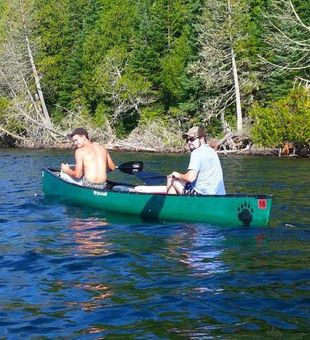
[259,0,310,102]
[94,103,109,127]
[115,111,140,138]
[82,0,138,99]
[1,0,309,148]
[0,97,25,133]
[34,0,90,113]
[0,97,9,119]
[205,117,224,137]
[131,0,198,117]
[92,46,155,129]
[161,32,192,105]
[139,106,164,125]
[130,1,168,85]
[249,88,310,147]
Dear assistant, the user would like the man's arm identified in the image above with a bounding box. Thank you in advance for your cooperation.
[172,149,201,183]
[106,150,116,171]
[61,149,84,178]
[170,169,197,183]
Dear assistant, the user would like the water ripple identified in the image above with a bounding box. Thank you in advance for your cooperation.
[0,150,309,337]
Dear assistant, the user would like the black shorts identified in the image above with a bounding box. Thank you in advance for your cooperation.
[183,183,201,196]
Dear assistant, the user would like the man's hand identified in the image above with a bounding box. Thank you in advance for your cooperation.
[169,170,197,183]
[169,171,181,179]
[61,163,71,174]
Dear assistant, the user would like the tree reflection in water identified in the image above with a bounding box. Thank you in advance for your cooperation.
[67,282,113,312]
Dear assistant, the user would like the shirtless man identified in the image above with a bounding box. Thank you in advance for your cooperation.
[60,128,115,188]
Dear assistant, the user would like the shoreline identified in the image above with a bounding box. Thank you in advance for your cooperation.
[0,143,305,158]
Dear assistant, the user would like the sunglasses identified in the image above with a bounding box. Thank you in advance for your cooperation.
[186,136,198,143]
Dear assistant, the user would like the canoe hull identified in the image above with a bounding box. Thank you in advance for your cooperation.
[42,168,272,227]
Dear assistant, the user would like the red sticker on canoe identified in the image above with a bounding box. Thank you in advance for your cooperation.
[258,199,267,209]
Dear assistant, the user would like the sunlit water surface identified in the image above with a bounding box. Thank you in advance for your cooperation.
[0,149,309,338]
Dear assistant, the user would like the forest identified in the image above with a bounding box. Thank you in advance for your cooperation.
[0,0,309,155]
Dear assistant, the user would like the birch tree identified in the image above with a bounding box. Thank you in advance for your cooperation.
[0,0,59,146]
[191,0,257,134]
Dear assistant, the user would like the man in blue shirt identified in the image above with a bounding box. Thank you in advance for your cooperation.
[167,126,226,195]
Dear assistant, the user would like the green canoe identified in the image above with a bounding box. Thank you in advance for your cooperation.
[42,168,272,227]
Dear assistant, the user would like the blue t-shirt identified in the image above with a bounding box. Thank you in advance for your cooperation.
[188,144,226,195]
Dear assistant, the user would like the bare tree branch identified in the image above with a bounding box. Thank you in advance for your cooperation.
[261,0,310,73]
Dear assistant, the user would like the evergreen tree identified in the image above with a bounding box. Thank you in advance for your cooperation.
[131,0,201,121]
[130,0,166,87]
[34,0,90,119]
[160,0,194,107]
[82,0,156,134]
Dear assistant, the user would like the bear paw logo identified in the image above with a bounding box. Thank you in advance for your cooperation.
[238,202,253,226]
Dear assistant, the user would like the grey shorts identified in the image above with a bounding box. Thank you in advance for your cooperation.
[60,172,107,190]
[82,178,107,190]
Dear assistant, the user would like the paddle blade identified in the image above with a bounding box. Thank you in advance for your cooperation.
[117,161,143,175]
[135,171,166,185]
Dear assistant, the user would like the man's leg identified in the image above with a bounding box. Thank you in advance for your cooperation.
[167,176,186,195]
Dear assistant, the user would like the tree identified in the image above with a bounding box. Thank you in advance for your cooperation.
[129,0,202,128]
[249,87,310,152]
[190,0,262,134]
[259,0,310,99]
[130,0,166,87]
[80,0,157,134]
[261,0,310,72]
[34,0,91,117]
[92,46,156,131]
[160,0,194,107]
[0,0,59,146]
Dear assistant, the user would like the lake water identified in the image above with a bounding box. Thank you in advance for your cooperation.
[0,149,309,338]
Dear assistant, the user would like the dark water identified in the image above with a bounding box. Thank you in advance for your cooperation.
[0,149,309,338]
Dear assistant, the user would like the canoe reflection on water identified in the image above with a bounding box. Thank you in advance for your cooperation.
[167,224,226,278]
[166,224,269,282]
